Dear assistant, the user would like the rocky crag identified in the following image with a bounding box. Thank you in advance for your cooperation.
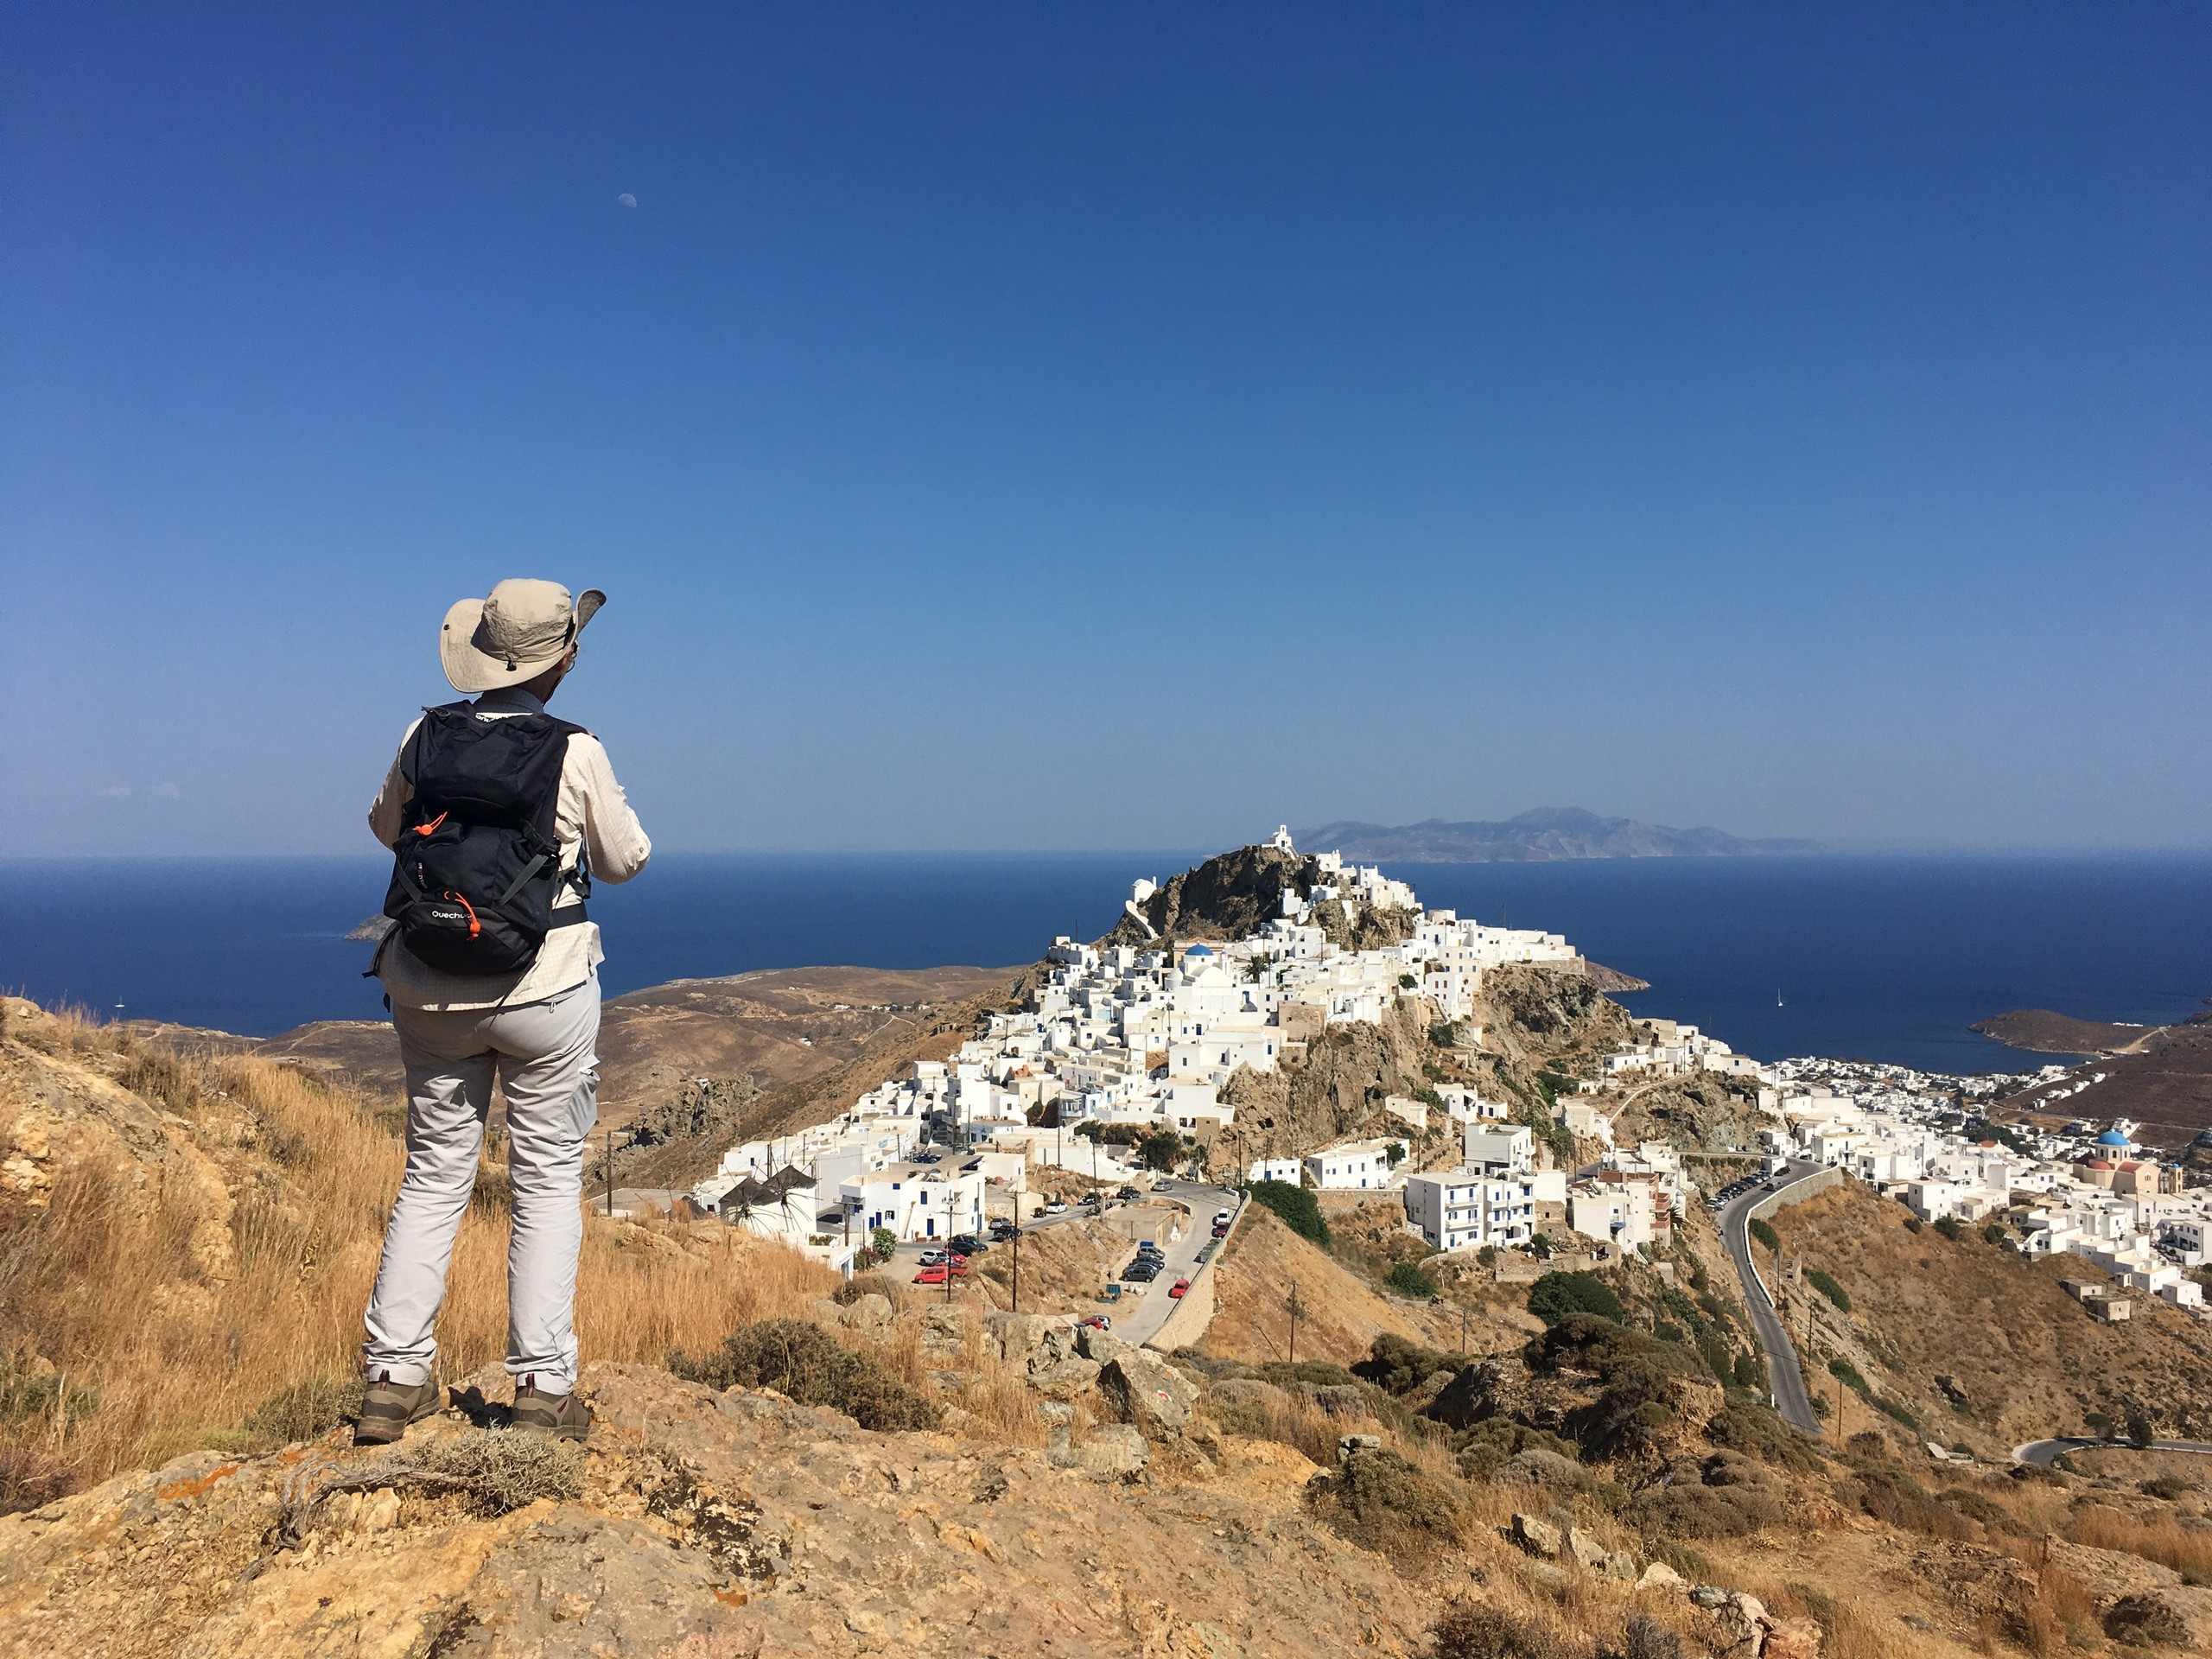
[1103,844,1421,956]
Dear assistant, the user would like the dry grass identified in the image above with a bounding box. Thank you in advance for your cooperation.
[2063,1502,2212,1578]
[0,1007,835,1503]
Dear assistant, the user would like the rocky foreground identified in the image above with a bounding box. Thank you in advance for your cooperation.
[0,1360,1432,1659]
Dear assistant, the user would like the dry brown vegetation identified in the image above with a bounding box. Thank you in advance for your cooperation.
[0,1000,834,1507]
[1770,1182,2212,1448]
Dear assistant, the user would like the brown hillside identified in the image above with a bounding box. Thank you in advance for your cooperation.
[1769,1182,2212,1446]
[0,996,834,1508]
[127,964,1022,1126]
[1203,1206,1531,1367]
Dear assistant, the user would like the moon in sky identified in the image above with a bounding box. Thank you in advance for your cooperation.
[618,193,637,208]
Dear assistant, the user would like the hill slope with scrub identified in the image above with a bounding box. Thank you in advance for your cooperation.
[16,990,2212,1654]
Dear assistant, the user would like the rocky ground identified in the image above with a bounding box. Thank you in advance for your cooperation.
[0,1358,1433,1659]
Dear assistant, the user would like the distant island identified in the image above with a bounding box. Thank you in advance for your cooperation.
[1294,806,1821,863]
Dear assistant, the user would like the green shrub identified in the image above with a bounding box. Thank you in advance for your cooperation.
[1732,1352,1764,1389]
[1428,1602,1559,1659]
[1251,1180,1330,1246]
[1749,1218,1780,1253]
[410,1431,583,1515]
[1707,1395,1822,1471]
[1385,1262,1439,1300]
[1932,1216,1966,1243]
[2143,1473,2191,1500]
[1309,1446,1464,1554]
[1805,1268,1851,1313]
[1904,1215,1924,1234]
[1452,1417,1584,1481]
[2104,1592,2187,1648]
[870,1226,898,1263]
[1355,1334,1465,1395]
[670,1319,938,1431]
[1527,1270,1623,1327]
[1697,1334,1732,1385]
[0,1356,99,1428]
[1982,1222,2008,1247]
[1872,1395,1921,1431]
[248,1375,359,1443]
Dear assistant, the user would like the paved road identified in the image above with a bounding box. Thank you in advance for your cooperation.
[1716,1159,1827,1436]
[2015,1436,2212,1467]
[1105,1179,1243,1347]
[890,1176,1242,1346]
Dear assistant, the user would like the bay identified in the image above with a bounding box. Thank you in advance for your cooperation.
[2,851,2207,1075]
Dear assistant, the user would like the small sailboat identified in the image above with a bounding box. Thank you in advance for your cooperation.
[1776,988,1785,1007]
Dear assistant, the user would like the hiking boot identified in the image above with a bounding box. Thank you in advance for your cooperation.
[354,1371,442,1446]
[512,1376,590,1441]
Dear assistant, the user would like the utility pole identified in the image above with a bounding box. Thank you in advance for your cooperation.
[945,1185,956,1306]
[604,1129,614,1217]
[1288,1279,1303,1366]
[1012,1214,1020,1313]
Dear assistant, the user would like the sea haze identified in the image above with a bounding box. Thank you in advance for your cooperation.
[2,853,2208,1076]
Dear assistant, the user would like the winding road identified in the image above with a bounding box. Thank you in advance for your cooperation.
[2013,1436,2212,1467]
[1716,1158,1828,1435]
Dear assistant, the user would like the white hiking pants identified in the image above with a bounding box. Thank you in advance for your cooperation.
[362,972,600,1393]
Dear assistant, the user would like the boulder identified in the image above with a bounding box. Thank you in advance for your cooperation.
[1337,1434,1383,1463]
[920,1306,965,1358]
[1763,1616,1822,1659]
[1510,1512,1562,1559]
[983,1311,1046,1362]
[1636,1561,1688,1593]
[1714,1592,1768,1658]
[1074,1325,1128,1367]
[1101,1351,1199,1436]
[1689,1586,1731,1610]
[1566,1525,1611,1572]
[1031,1326,1077,1368]
[1054,1425,1150,1479]
[1027,1358,1103,1401]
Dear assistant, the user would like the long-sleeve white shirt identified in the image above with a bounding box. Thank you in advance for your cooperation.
[368,689,651,1011]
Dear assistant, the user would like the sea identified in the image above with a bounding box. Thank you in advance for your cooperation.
[3,852,2209,1077]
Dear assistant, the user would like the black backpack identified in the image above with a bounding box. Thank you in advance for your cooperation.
[381,702,590,976]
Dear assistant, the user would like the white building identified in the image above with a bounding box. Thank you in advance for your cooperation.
[1464,1124,1535,1176]
[1404,1168,1541,1252]
[1304,1139,1408,1192]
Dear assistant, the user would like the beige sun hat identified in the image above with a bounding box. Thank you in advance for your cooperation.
[439,579,607,693]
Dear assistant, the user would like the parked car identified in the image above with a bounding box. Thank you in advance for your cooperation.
[1122,1262,1160,1282]
[917,1249,948,1267]
[1077,1314,1111,1332]
[913,1265,950,1285]
[1214,1210,1233,1224]
[1168,1278,1192,1300]
[1043,1199,1068,1214]
[1117,1185,1140,1200]
[950,1234,988,1255]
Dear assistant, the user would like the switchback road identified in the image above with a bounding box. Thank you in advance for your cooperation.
[2014,1436,2212,1466]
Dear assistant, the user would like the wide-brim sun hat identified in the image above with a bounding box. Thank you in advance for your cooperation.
[440,579,606,693]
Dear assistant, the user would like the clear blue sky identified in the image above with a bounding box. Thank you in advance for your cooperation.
[4,3,2207,857]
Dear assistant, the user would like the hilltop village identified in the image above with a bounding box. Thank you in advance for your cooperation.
[683,832,2211,1320]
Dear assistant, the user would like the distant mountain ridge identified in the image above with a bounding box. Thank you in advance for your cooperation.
[1294,807,1821,863]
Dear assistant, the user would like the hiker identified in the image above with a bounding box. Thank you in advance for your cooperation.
[356,580,651,1445]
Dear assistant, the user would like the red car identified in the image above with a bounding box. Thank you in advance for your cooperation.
[912,1257,969,1285]
[1168,1277,1192,1300]
[1077,1314,1112,1332]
